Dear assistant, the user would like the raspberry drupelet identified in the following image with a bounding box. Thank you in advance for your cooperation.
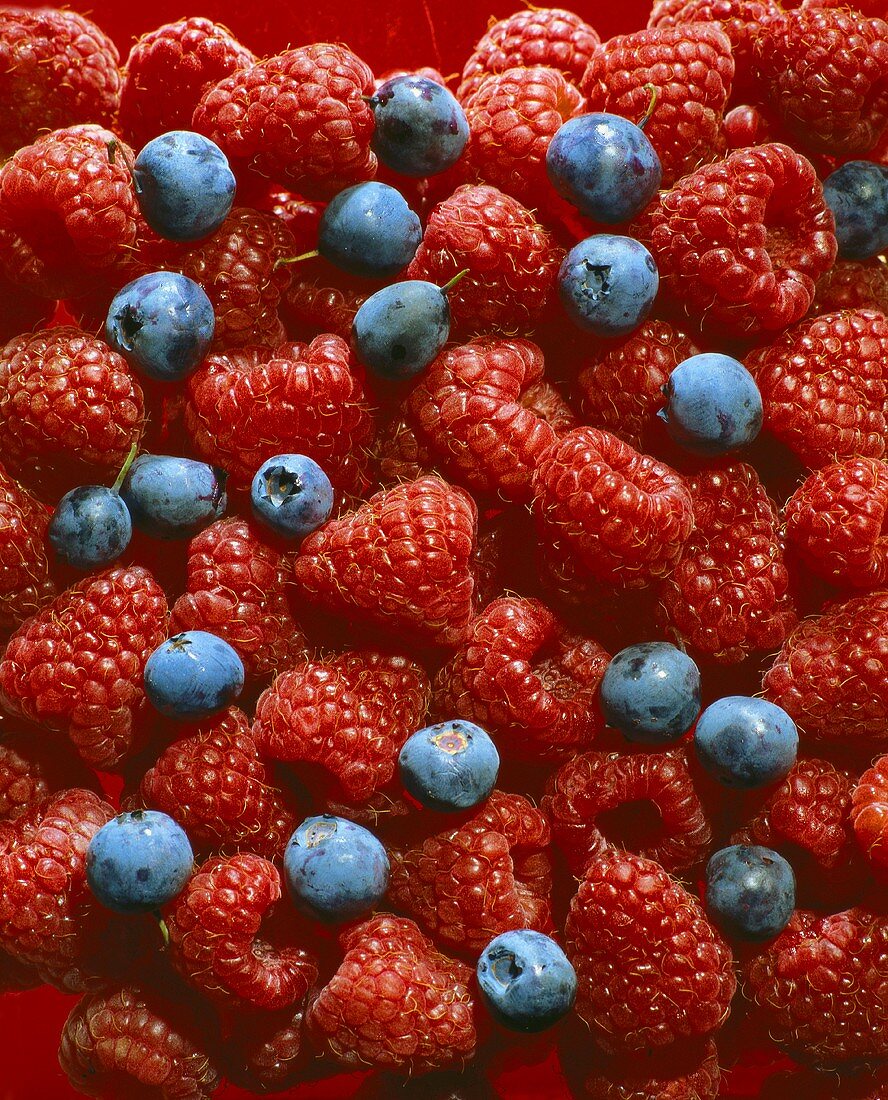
[0,462,55,628]
[851,756,888,873]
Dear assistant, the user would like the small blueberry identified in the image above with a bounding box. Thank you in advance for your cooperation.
[600,642,701,743]
[559,235,659,337]
[318,182,422,278]
[144,630,244,720]
[659,353,763,455]
[398,720,499,812]
[250,454,334,539]
[370,76,469,177]
[705,844,796,941]
[694,696,799,789]
[477,930,577,1033]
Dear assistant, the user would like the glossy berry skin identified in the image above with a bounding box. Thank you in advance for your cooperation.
[121,454,227,540]
[144,630,245,720]
[398,720,499,812]
[48,486,132,570]
[133,130,236,242]
[694,696,798,789]
[86,810,193,914]
[546,113,662,224]
[477,930,577,1033]
[822,161,888,261]
[659,353,763,455]
[370,75,469,176]
[559,235,659,338]
[352,280,451,379]
[106,272,215,383]
[250,454,334,540]
[705,845,795,942]
[600,642,701,744]
[283,816,390,923]
[319,182,421,278]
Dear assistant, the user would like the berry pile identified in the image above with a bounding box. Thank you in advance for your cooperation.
[2,4,888,1099]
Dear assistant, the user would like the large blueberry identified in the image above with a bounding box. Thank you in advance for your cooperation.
[659,352,763,455]
[121,454,227,540]
[144,630,244,720]
[694,696,798,788]
[476,930,577,1033]
[559,235,658,337]
[250,453,334,539]
[398,720,499,812]
[319,182,422,278]
[600,642,701,743]
[822,160,888,260]
[352,279,451,379]
[370,75,469,177]
[705,844,796,941]
[48,485,132,570]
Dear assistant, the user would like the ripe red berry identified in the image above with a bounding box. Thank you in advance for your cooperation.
[851,756,888,872]
[814,258,888,315]
[0,462,55,628]
[281,260,369,342]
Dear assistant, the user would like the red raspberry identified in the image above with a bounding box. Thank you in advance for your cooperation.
[814,258,888,315]
[404,184,563,333]
[220,1002,313,1094]
[851,756,888,872]
[170,517,308,681]
[763,591,888,744]
[193,44,377,199]
[532,427,694,588]
[0,734,99,822]
[566,848,736,1053]
[784,457,888,588]
[544,746,712,875]
[59,985,221,1099]
[747,309,888,468]
[119,17,255,151]
[185,335,373,493]
[432,596,609,761]
[0,566,168,769]
[457,8,600,103]
[752,8,888,155]
[634,143,837,336]
[581,24,735,188]
[566,1035,721,1100]
[0,9,120,161]
[0,462,55,628]
[723,103,780,149]
[306,914,477,1073]
[252,651,431,807]
[388,790,553,955]
[0,125,141,299]
[293,477,477,648]
[281,262,369,342]
[372,414,437,488]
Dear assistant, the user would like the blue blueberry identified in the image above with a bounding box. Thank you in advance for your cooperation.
[705,844,796,942]
[106,271,214,382]
[318,182,422,279]
[822,160,888,260]
[283,815,390,923]
[352,278,452,379]
[559,235,659,337]
[250,454,334,539]
[694,696,798,789]
[133,130,236,242]
[370,75,469,177]
[600,642,701,744]
[144,630,244,720]
[476,930,577,1033]
[121,454,226,540]
[658,353,763,456]
[546,113,662,225]
[48,485,131,570]
[398,720,499,812]
[86,809,193,914]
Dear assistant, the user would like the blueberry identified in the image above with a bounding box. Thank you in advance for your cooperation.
[476,930,577,1033]
[705,844,796,941]
[370,75,469,177]
[600,642,701,743]
[283,815,390,923]
[318,182,422,279]
[106,271,214,382]
[694,696,798,789]
[49,485,131,570]
[144,630,244,720]
[398,719,499,812]
[546,113,662,224]
[250,454,334,539]
[822,160,888,260]
[133,130,236,242]
[121,454,227,540]
[352,277,454,379]
[86,809,193,914]
[659,352,763,455]
[559,234,658,337]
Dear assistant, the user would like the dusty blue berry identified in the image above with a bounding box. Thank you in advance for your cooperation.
[559,235,658,337]
[659,353,763,455]
[121,454,226,540]
[48,486,131,570]
[144,630,244,720]
[694,696,798,789]
[250,454,333,539]
[370,76,469,177]
[398,720,499,812]
[352,279,451,379]
[600,642,701,743]
[318,182,422,278]
[822,160,888,261]
[477,930,577,1033]
[705,844,795,941]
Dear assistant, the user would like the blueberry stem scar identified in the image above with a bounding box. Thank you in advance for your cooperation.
[638,84,658,131]
[111,442,139,495]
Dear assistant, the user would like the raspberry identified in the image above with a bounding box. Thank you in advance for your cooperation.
[221,1003,312,1094]
[634,143,837,336]
[252,651,431,806]
[0,566,168,769]
[784,457,888,588]
[457,8,600,103]
[580,24,735,187]
[0,8,120,161]
[306,914,477,1073]
[850,756,888,872]
[169,517,308,681]
[281,262,369,342]
[752,8,888,155]
[763,591,888,744]
[432,596,610,760]
[566,848,736,1053]
[404,184,563,333]
[185,335,373,494]
[0,462,55,628]
[544,747,712,875]
[293,477,477,648]
[532,427,694,587]
[372,414,437,488]
[119,17,255,151]
[388,790,553,955]
[193,44,377,199]
[814,258,888,315]
[0,734,99,822]
[747,309,888,468]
